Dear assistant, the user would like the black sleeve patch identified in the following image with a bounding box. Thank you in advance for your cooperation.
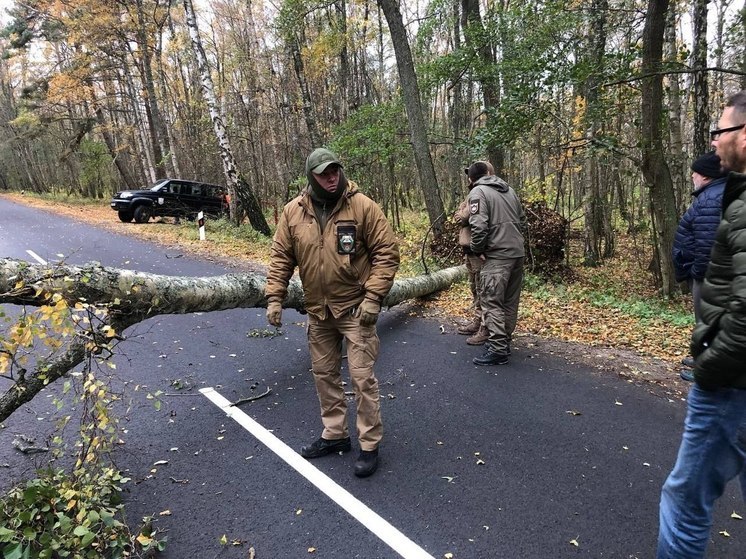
[469,199,480,215]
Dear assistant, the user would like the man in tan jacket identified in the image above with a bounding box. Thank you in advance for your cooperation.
[265,148,400,477]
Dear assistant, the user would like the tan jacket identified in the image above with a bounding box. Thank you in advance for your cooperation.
[454,200,471,249]
[265,181,400,319]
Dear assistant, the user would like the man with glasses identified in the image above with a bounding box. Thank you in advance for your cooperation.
[265,148,400,478]
[658,91,746,558]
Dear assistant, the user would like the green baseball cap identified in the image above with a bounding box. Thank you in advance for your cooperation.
[306,148,343,174]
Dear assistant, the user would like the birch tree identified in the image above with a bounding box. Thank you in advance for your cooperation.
[182,0,270,235]
[0,259,466,422]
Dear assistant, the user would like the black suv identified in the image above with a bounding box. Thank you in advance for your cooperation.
[111,178,229,223]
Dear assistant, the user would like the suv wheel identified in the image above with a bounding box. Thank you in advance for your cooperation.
[118,210,134,223]
[134,205,152,223]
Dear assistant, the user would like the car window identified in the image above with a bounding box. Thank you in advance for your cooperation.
[150,179,169,192]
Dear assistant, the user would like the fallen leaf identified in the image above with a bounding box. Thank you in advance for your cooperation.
[441,476,456,483]
[566,410,582,416]
[159,510,172,516]
[444,553,453,559]
[731,511,743,520]
[476,459,485,465]
[153,460,168,466]
[569,537,579,547]
[615,400,623,406]
[308,547,316,553]
[220,534,228,545]
[719,530,730,538]
[296,509,302,515]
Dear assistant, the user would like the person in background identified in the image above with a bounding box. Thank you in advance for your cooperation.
[454,160,495,346]
[657,91,746,558]
[672,152,728,381]
[265,148,400,478]
[466,161,526,366]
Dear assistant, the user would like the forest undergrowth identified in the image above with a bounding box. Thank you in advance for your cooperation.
[3,192,693,368]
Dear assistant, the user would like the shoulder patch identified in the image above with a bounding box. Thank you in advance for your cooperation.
[469,199,480,215]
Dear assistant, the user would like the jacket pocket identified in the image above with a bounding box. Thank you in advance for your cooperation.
[691,310,725,358]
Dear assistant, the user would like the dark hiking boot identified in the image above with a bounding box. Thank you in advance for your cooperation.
[680,369,695,383]
[473,351,509,366]
[457,317,480,335]
[354,448,379,478]
[466,327,489,346]
[300,437,351,459]
[681,356,695,368]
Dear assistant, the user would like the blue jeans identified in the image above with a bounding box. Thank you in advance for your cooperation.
[657,384,746,558]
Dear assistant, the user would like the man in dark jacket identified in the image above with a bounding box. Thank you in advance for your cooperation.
[466,162,526,366]
[657,91,746,558]
[672,152,728,376]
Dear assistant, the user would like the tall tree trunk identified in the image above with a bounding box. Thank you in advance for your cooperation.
[377,0,445,238]
[461,0,504,174]
[135,0,167,180]
[691,0,709,157]
[640,0,678,296]
[582,0,610,266]
[182,0,270,236]
[665,4,688,214]
[289,33,322,147]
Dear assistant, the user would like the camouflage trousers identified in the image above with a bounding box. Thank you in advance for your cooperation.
[479,257,524,355]
[465,253,485,320]
[307,311,382,451]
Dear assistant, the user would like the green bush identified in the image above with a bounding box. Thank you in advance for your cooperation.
[0,466,165,559]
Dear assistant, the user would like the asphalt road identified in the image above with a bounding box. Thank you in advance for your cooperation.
[0,196,743,558]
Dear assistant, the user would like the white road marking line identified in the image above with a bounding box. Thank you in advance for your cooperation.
[26,250,47,265]
[200,387,435,559]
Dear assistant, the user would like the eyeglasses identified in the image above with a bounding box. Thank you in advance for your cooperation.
[710,124,745,141]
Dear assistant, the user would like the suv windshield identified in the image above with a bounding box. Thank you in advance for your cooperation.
[149,179,169,191]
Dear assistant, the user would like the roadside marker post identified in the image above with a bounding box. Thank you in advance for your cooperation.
[198,211,206,241]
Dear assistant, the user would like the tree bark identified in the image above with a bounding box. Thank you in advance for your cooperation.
[377,0,445,239]
[640,0,678,296]
[0,258,466,422]
[691,0,710,157]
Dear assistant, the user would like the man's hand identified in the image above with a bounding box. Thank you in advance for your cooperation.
[356,298,381,326]
[267,300,283,327]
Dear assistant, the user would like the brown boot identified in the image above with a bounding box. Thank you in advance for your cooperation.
[466,326,489,345]
[457,317,480,335]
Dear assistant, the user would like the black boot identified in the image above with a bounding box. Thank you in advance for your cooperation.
[300,437,351,459]
[473,350,509,366]
[354,448,379,478]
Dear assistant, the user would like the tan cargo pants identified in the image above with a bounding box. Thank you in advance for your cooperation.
[479,257,524,355]
[307,311,382,451]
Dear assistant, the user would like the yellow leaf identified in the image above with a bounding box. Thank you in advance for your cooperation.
[136,533,154,547]
[569,537,579,547]
[220,534,228,545]
[308,548,316,553]
[444,553,454,558]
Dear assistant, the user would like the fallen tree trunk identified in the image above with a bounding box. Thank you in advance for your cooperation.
[0,259,467,421]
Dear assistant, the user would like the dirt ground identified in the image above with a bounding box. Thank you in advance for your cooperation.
[1,192,684,396]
